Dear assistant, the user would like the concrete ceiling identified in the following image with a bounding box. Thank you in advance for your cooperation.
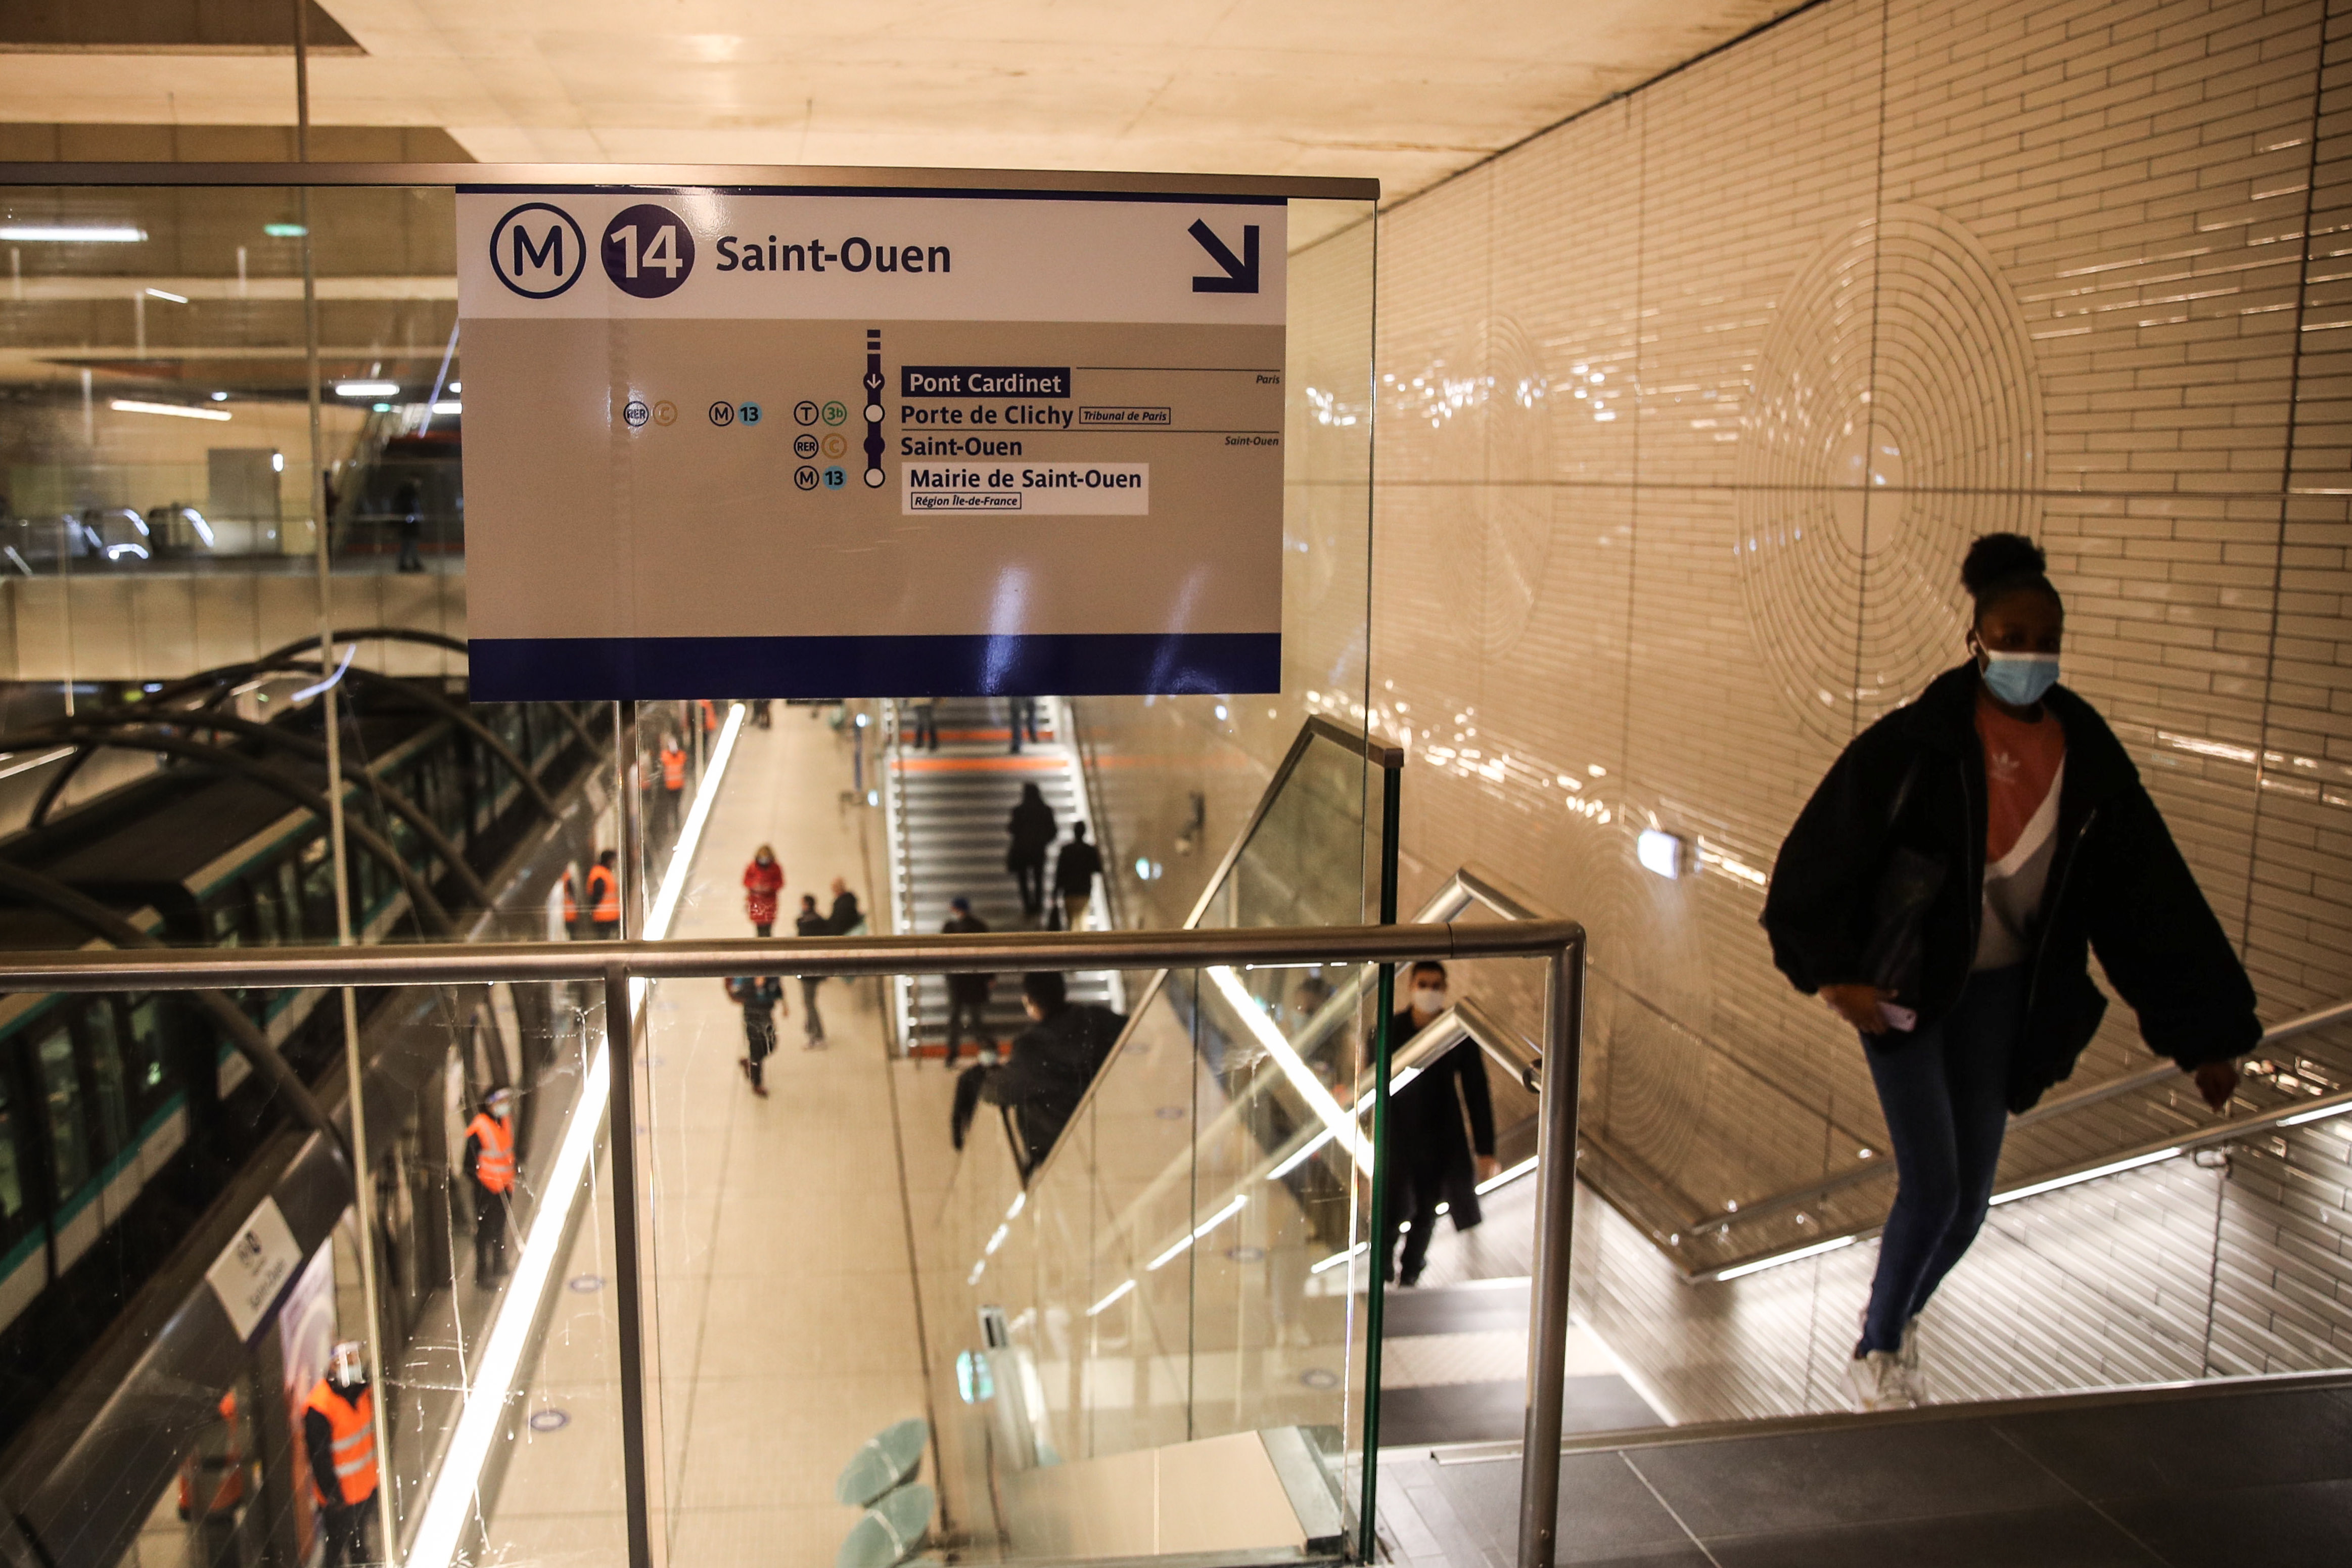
[0,0,1796,209]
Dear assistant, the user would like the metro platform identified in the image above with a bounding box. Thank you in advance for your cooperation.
[485,708,955,1566]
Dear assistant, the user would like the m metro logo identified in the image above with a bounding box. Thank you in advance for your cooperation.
[489,202,587,298]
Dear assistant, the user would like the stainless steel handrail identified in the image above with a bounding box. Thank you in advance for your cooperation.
[0,918,1588,1568]
[0,160,1380,200]
[1177,713,1405,932]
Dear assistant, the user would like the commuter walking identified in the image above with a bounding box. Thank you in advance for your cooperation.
[728,974,784,1095]
[1007,696,1040,754]
[794,894,831,1047]
[1005,782,1056,922]
[1052,821,1103,931]
[743,845,784,937]
[827,877,866,936]
[559,864,578,939]
[586,849,620,940]
[393,476,423,573]
[658,732,687,841]
[464,1087,518,1283]
[951,973,1126,1169]
[753,698,773,729]
[1763,532,2258,1413]
[942,896,994,1066]
[908,696,940,752]
[1371,961,1496,1289]
[302,1342,378,1568]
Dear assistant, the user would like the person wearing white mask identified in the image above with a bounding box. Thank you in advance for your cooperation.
[1764,532,2256,1413]
[1371,960,1499,1288]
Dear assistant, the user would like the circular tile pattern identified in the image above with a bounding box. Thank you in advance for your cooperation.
[567,1274,605,1293]
[1736,205,2042,741]
[1225,1245,1266,1263]
[1299,1367,1341,1391]
[528,1409,570,1432]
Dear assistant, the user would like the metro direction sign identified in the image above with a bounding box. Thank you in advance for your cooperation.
[454,182,1288,701]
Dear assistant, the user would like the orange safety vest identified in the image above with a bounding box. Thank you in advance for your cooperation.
[303,1381,377,1507]
[585,864,619,924]
[177,1391,243,1517]
[467,1112,515,1193]
[560,867,578,926]
[661,742,686,791]
[699,699,718,733]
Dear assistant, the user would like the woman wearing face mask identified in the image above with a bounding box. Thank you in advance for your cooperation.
[1370,960,1499,1288]
[743,845,784,938]
[1763,533,2257,1412]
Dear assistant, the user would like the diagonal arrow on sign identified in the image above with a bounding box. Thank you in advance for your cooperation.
[1188,220,1260,294]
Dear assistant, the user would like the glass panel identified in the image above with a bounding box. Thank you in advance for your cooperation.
[34,1023,90,1195]
[909,714,1383,1559]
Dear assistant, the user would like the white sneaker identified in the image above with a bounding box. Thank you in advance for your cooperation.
[1897,1316,1927,1403]
[1847,1350,1914,1412]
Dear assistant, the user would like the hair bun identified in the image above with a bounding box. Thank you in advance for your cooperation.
[1962,532,2046,596]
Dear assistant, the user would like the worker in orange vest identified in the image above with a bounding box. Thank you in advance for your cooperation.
[465,1086,518,1283]
[559,865,579,938]
[585,850,620,940]
[302,1341,377,1568]
[658,732,688,841]
[177,1389,246,1568]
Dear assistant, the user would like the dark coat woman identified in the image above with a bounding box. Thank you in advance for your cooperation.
[1369,961,1497,1288]
[1005,782,1056,921]
[1762,533,2257,1411]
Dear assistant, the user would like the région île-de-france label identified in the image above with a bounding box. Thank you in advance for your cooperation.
[455,186,1286,700]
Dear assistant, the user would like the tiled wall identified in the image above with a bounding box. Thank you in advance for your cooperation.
[1355,0,2352,1414]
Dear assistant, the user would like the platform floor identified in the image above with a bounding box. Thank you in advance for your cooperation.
[486,707,947,1568]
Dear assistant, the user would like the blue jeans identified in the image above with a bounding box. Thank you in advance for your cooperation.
[1858,965,2025,1354]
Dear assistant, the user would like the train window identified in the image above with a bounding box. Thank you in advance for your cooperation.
[208,899,243,948]
[0,1070,26,1243]
[248,876,283,946]
[33,1027,90,1196]
[77,1003,129,1160]
[301,849,339,937]
[123,998,171,1120]
[275,860,306,942]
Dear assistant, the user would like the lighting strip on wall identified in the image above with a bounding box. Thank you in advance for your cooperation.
[408,702,746,1568]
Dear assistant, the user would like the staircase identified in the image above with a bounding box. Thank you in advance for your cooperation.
[882,696,1120,1057]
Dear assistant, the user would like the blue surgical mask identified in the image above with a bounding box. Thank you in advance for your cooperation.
[1981,650,2059,706]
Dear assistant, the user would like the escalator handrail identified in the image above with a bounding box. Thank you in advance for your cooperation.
[1014,716,1401,1194]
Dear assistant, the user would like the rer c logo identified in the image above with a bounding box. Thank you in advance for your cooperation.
[489,202,587,299]
[603,203,696,299]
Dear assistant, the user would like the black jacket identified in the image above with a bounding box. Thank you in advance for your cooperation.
[1374,1008,1497,1229]
[1762,663,2259,1111]
[981,1001,1127,1166]
[942,913,992,1003]
[1006,797,1056,865]
[827,892,863,933]
[1054,838,1103,896]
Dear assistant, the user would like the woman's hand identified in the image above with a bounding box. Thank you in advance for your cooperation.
[1819,982,1894,1035]
[2192,1059,2239,1112]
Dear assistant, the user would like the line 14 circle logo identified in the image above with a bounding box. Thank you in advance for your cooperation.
[603,203,695,299]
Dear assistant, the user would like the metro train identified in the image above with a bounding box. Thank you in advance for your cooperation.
[0,678,626,1450]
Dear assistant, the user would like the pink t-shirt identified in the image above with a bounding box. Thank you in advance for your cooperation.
[1973,694,2066,970]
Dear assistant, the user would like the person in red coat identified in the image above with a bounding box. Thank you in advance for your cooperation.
[744,845,784,936]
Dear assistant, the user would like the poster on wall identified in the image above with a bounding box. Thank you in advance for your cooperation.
[454,183,1287,700]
